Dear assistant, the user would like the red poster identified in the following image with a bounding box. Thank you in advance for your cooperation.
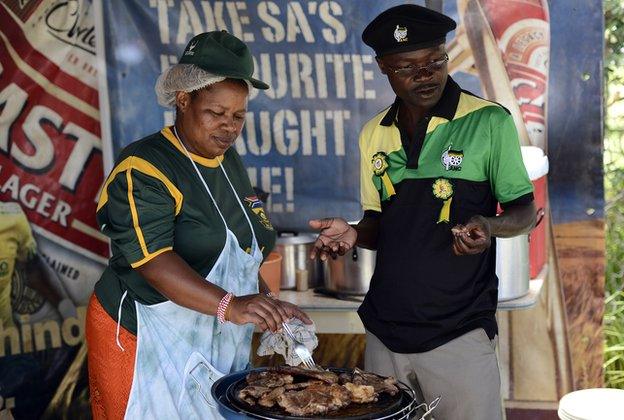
[0,1,105,417]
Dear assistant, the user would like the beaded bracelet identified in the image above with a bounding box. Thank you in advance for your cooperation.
[217,292,234,324]
[265,291,275,298]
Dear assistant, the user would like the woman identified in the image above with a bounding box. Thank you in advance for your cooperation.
[86,31,311,419]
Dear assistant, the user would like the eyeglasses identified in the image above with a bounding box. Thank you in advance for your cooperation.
[386,54,449,77]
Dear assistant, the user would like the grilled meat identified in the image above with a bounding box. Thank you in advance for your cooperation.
[338,372,353,384]
[258,386,286,408]
[344,382,377,403]
[238,385,273,405]
[271,365,339,384]
[352,367,399,396]
[284,380,324,390]
[238,366,399,415]
[277,382,351,416]
[246,370,294,387]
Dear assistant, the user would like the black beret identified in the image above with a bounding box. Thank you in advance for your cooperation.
[362,4,456,57]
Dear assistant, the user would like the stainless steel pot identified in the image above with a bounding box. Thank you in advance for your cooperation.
[275,232,322,290]
[495,208,545,301]
[496,234,529,301]
[323,246,376,295]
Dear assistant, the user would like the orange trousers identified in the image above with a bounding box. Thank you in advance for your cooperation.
[86,294,137,420]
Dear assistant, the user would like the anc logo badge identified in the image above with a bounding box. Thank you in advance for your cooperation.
[244,196,274,230]
[441,145,463,171]
[394,25,408,43]
[371,152,389,176]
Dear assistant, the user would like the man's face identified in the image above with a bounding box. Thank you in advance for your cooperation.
[377,44,448,110]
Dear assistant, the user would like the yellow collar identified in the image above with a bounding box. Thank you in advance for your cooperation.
[161,126,223,168]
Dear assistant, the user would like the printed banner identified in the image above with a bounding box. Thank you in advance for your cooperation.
[101,0,415,231]
[0,0,105,417]
[0,0,604,418]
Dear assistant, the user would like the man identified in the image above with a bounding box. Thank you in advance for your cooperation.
[310,5,536,419]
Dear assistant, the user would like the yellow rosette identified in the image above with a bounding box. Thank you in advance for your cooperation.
[371,152,395,197]
[432,178,454,223]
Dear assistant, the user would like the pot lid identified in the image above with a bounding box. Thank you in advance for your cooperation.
[276,232,316,245]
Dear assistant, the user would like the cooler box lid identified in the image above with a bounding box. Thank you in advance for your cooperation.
[521,146,549,180]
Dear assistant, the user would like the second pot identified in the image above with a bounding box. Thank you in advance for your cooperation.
[496,234,529,301]
[323,246,376,295]
[275,233,322,290]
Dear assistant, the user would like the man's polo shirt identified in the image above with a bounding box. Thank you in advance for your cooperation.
[357,77,534,353]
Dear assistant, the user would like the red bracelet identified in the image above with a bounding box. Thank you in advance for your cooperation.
[217,292,234,324]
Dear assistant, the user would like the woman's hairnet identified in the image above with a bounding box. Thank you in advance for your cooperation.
[154,63,226,108]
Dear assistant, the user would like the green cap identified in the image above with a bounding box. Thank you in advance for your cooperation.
[179,31,269,90]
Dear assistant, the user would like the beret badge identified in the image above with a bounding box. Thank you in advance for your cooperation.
[393,25,408,43]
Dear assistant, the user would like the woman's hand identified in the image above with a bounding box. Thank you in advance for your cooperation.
[308,218,357,261]
[228,294,312,332]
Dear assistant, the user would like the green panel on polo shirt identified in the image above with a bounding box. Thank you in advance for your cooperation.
[366,92,533,205]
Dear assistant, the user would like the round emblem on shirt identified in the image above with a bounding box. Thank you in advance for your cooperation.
[371,152,389,176]
[244,196,274,230]
[432,178,454,200]
[441,145,463,171]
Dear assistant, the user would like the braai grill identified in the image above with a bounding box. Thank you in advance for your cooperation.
[211,367,440,419]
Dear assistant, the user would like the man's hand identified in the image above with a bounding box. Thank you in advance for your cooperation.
[308,218,357,261]
[451,215,492,255]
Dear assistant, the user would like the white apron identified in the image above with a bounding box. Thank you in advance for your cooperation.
[122,133,262,419]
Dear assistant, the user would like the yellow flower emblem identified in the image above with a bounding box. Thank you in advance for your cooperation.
[371,152,389,176]
[432,178,453,200]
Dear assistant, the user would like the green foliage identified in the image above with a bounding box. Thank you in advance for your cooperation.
[604,0,624,389]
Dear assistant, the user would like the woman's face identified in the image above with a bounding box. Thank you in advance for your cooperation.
[176,79,248,158]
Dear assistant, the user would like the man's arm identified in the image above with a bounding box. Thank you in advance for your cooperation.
[451,202,536,256]
[355,210,381,250]
[451,202,536,255]
[487,201,537,237]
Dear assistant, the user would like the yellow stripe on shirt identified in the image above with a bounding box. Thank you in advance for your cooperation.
[130,246,173,268]
[161,127,223,168]
[126,169,149,258]
[97,156,183,215]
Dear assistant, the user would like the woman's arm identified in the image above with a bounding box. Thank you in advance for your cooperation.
[137,251,310,331]
[258,273,272,296]
[136,250,225,314]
